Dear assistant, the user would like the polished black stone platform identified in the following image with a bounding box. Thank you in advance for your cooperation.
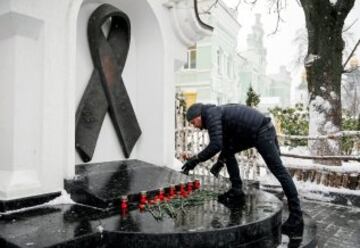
[0,189,284,248]
[0,192,61,212]
[65,160,189,209]
[0,161,317,248]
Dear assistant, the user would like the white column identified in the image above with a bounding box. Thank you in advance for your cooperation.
[0,0,71,200]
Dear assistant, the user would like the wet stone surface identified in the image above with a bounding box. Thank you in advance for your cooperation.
[65,160,190,209]
[0,190,283,247]
[299,200,360,248]
[279,212,317,248]
[0,161,317,247]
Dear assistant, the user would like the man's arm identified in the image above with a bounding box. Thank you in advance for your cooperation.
[197,107,223,162]
[181,106,223,175]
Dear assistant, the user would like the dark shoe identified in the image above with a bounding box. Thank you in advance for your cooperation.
[282,213,304,237]
[218,188,245,205]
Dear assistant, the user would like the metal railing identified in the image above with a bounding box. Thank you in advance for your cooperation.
[174,94,360,188]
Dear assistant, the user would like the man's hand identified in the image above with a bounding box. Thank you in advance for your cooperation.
[181,156,200,175]
[210,160,225,177]
[180,151,192,161]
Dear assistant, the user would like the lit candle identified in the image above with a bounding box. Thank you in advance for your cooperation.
[169,184,176,198]
[194,179,201,190]
[158,188,164,201]
[187,182,193,193]
[121,195,128,215]
[139,191,147,205]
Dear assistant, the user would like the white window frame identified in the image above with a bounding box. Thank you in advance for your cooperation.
[184,46,197,69]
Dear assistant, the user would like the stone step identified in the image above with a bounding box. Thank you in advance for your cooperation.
[0,169,318,248]
[65,159,190,209]
[0,189,286,248]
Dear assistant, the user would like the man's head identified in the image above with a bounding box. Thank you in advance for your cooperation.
[186,103,203,129]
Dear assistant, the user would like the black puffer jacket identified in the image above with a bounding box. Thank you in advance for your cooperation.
[197,104,266,161]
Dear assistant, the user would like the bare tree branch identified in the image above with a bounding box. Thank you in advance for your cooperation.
[235,0,242,11]
[343,18,358,33]
[335,0,356,22]
[343,38,360,70]
[268,0,284,36]
[202,0,219,14]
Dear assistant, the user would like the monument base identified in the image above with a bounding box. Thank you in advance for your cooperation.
[0,192,61,212]
[0,160,317,248]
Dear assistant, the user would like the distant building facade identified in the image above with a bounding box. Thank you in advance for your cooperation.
[176,1,292,112]
[176,0,243,104]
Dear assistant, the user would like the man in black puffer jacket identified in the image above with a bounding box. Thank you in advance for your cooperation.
[182,103,303,236]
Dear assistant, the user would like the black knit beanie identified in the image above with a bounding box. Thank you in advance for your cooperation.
[186,103,203,122]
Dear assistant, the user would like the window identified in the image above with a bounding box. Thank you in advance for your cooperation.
[217,49,223,75]
[184,46,197,69]
[227,56,232,78]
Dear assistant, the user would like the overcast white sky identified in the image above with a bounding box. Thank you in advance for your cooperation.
[221,0,360,103]
[223,0,360,75]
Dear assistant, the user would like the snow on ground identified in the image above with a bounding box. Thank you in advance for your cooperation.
[46,190,75,205]
[280,146,360,173]
[293,178,360,196]
[258,145,360,202]
[259,172,360,203]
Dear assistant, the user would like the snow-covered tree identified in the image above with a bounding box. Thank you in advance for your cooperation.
[204,0,357,164]
[300,0,355,165]
[342,58,360,117]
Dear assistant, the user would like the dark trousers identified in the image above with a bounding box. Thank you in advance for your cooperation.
[255,125,302,216]
[224,125,302,216]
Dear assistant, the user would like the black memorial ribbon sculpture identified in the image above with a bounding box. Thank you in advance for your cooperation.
[75,4,141,162]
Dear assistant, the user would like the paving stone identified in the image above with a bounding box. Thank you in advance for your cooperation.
[297,200,360,248]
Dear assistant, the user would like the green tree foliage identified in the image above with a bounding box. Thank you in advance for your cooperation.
[269,103,309,146]
[245,86,260,107]
[342,111,360,155]
[269,104,360,154]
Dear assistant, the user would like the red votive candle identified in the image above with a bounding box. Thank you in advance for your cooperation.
[121,195,128,214]
[187,182,193,193]
[138,203,145,212]
[179,182,185,194]
[194,179,201,190]
[158,188,164,201]
[169,185,176,198]
[139,191,147,205]
[153,194,160,205]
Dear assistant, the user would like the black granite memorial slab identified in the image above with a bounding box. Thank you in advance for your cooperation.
[100,189,283,248]
[0,204,103,248]
[0,189,286,248]
[1,162,317,248]
[0,190,317,248]
[65,160,189,209]
[0,192,61,212]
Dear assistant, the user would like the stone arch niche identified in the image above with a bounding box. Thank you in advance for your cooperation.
[63,0,213,179]
[0,0,211,209]
[69,0,166,173]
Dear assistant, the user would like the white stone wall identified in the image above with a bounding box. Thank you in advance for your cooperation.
[0,0,210,201]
